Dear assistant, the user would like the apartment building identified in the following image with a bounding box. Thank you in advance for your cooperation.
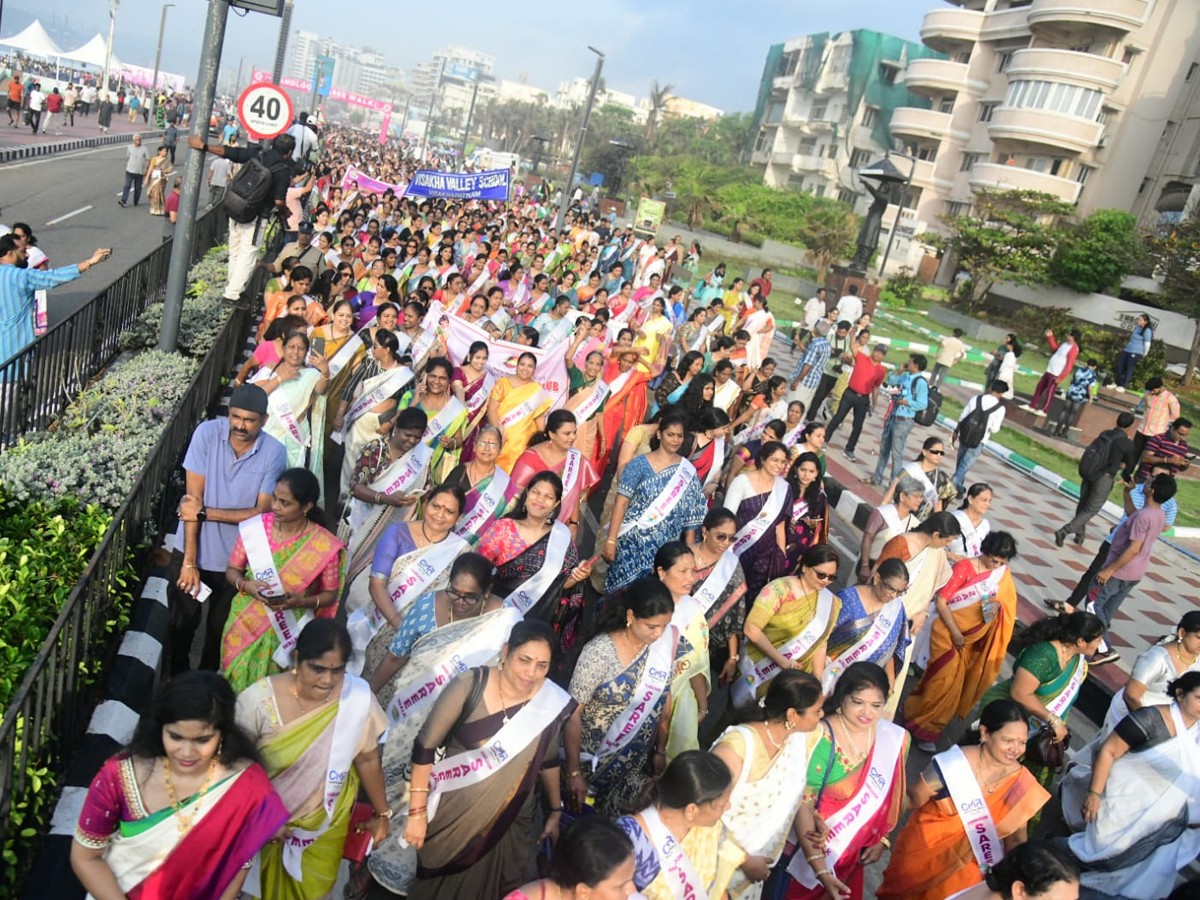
[750,30,944,217]
[895,0,1200,232]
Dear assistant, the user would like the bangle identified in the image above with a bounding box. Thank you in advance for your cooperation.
[880,836,891,849]
[314,596,322,612]
[374,491,382,504]
[373,808,394,819]
[409,787,430,794]
[183,563,199,569]
[1087,788,1102,797]
[605,538,616,545]
[547,806,563,813]
[407,809,427,819]
[814,869,831,879]
[236,579,246,593]
[805,853,824,862]
[567,770,585,779]
[698,708,709,715]
[653,749,666,756]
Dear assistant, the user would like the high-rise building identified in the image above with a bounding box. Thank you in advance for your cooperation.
[285,31,402,99]
[894,0,1200,237]
[749,31,945,217]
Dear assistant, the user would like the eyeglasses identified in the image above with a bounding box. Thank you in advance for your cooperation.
[811,569,838,582]
[446,588,484,605]
[709,532,736,543]
[878,581,908,597]
[927,449,945,456]
[476,440,500,448]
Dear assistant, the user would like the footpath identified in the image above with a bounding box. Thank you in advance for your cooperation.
[0,112,158,163]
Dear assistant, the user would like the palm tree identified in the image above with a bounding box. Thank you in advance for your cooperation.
[644,80,674,149]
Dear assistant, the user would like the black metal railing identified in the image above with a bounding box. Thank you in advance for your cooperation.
[0,267,257,896]
[0,206,227,442]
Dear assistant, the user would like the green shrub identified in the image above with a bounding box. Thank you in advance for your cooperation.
[880,268,925,308]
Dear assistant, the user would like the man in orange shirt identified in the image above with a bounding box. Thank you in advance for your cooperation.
[6,76,23,127]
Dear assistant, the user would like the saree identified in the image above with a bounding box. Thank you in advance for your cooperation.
[257,368,327,496]
[619,810,745,900]
[75,756,287,900]
[783,719,908,900]
[904,561,1017,743]
[569,632,675,818]
[510,447,600,528]
[825,586,909,698]
[454,364,496,462]
[786,489,829,569]
[220,514,345,693]
[339,364,416,492]
[236,677,388,900]
[445,463,517,547]
[692,552,748,658]
[877,754,1049,900]
[564,374,609,465]
[597,362,652,474]
[147,156,172,214]
[492,378,553,472]
[1061,703,1200,900]
[740,578,840,702]
[401,393,468,484]
[727,475,793,603]
[666,596,710,760]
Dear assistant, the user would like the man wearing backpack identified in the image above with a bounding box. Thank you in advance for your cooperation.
[867,354,930,487]
[187,131,296,303]
[1053,411,1136,547]
[951,379,1008,495]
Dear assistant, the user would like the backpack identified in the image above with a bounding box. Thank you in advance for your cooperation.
[914,377,941,427]
[1078,430,1115,481]
[955,396,999,449]
[223,156,276,223]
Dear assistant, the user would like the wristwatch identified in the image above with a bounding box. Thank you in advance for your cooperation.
[196,506,208,523]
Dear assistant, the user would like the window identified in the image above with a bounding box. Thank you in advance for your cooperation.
[1139,178,1150,194]
[766,100,785,124]
[1122,46,1140,66]
[810,101,828,121]
[1075,164,1094,186]
[997,52,1014,72]
[797,137,817,155]
[960,152,983,172]
[861,106,879,128]
[916,145,938,162]
[880,64,898,85]
[955,51,972,64]
[837,188,857,205]
[753,128,773,153]
[946,201,971,218]
[939,98,955,114]
[978,102,998,122]
[1004,80,1104,120]
[849,148,872,168]
[828,142,839,158]
[812,183,827,198]
[1068,43,1092,53]
[1188,62,1199,81]
[1025,157,1048,173]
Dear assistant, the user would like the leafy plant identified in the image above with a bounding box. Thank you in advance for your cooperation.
[1049,209,1142,295]
[1144,217,1200,387]
[880,268,925,308]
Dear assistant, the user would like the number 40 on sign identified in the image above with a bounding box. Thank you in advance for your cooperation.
[237,82,294,140]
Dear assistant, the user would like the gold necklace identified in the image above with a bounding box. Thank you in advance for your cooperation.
[162,757,218,834]
[972,750,1016,794]
[837,714,871,762]
[1176,641,1199,666]
[762,721,783,753]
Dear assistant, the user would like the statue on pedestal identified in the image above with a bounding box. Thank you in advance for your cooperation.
[851,179,891,270]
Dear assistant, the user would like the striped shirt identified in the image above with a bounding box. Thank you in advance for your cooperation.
[0,263,81,362]
[1139,389,1180,438]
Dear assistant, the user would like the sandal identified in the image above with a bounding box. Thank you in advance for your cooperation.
[1043,599,1072,613]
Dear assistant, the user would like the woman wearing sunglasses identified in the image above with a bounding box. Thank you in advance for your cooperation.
[881,436,954,523]
[736,544,843,707]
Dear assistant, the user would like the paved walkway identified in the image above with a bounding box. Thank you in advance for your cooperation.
[0,110,160,163]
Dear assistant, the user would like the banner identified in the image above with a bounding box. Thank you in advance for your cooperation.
[442,317,569,407]
[312,55,335,98]
[341,164,404,196]
[379,104,392,144]
[251,69,392,112]
[633,197,665,239]
[405,168,511,201]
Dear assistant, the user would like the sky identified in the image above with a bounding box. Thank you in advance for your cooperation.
[3,0,927,112]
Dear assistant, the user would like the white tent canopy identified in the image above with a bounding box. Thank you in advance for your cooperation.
[60,35,112,68]
[0,20,65,60]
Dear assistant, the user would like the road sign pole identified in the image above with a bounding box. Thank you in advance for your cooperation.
[158,0,229,352]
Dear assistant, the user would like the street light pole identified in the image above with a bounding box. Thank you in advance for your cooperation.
[101,0,119,96]
[149,3,174,105]
[555,45,604,231]
[877,151,918,277]
[459,78,479,167]
[271,0,293,85]
[157,0,229,352]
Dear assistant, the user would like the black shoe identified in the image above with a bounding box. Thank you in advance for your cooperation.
[117,199,127,207]
[1053,529,1066,548]
[1073,534,1085,546]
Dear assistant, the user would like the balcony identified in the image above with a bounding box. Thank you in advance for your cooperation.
[1028,0,1150,35]
[750,147,772,165]
[791,153,831,173]
[969,161,1082,203]
[1007,47,1126,90]
[772,75,792,93]
[980,5,1033,41]
[910,158,955,193]
[920,7,985,52]
[905,58,988,97]
[890,107,962,142]
[988,106,1104,153]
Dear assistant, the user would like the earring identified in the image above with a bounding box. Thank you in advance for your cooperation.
[784,720,795,732]
[498,659,504,671]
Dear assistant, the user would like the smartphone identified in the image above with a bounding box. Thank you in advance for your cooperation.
[311,336,326,356]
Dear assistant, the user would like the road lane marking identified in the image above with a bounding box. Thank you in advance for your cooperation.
[1,144,127,169]
[45,204,94,226]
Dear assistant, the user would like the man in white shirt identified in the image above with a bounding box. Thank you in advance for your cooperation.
[952,379,1008,494]
[795,287,828,343]
[931,328,967,388]
[26,82,44,134]
[835,283,863,324]
[286,112,318,162]
[206,153,233,209]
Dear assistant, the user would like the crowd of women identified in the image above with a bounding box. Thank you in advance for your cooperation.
[70,128,1200,900]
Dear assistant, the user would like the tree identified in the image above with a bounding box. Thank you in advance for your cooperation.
[644,80,674,149]
[1144,217,1200,387]
[796,198,859,280]
[920,188,1076,310]
[1050,209,1142,295]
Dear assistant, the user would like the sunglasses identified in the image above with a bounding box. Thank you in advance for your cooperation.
[811,570,838,582]
[709,532,736,543]
[927,449,945,455]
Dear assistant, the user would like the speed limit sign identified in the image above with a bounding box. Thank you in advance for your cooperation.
[237,82,293,140]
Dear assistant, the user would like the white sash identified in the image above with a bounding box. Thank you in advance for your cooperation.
[420,300,446,331]
[788,720,906,888]
[570,379,609,422]
[703,438,726,489]
[782,423,805,449]
[739,588,834,693]
[467,265,489,295]
[670,595,705,645]
[239,515,312,669]
[344,442,436,535]
[640,805,709,900]
[590,627,677,767]
[328,329,368,376]
[938,745,1004,872]
[423,396,466,443]
[281,677,372,880]
[510,277,530,309]
[618,459,697,538]
[822,597,906,693]
[560,448,583,502]
[500,388,550,432]
[465,372,498,415]
[426,681,572,821]
[344,366,414,429]
[503,521,572,615]
[453,470,512,540]
[1045,657,1087,720]
[692,551,739,617]
[730,478,787,559]
[272,391,309,447]
[387,608,521,723]
[946,566,1005,612]
[878,504,905,536]
[410,328,438,365]
[545,315,575,347]
[606,367,636,400]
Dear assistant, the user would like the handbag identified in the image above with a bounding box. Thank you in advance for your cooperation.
[342,802,376,863]
[1025,726,1069,771]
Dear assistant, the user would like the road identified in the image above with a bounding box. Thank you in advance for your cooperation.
[0,143,191,326]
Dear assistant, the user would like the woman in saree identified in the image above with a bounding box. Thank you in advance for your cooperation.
[616,751,745,900]
[786,451,829,566]
[792,422,827,478]
[683,406,729,500]
[825,558,910,697]
[398,619,575,900]
[689,507,749,701]
[146,145,173,216]
[450,340,494,462]
[952,482,993,560]
[724,418,785,490]
[740,544,841,705]
[881,436,954,523]
[253,330,331,480]
[713,359,742,416]
[221,469,345,693]
[723,440,793,602]
[783,662,908,900]
[442,425,515,546]
[738,290,775,371]
[904,530,1020,751]
[478,472,594,664]
[654,350,703,416]
[737,359,777,421]
[1060,670,1200,900]
[650,542,710,760]
[258,264,312,342]
[980,611,1104,785]
[233,315,307,390]
[695,262,726,306]
[564,348,610,466]
[511,410,601,536]
[732,376,790,441]
[333,329,415,497]
[856,472,925,583]
[712,671,826,900]
[489,351,553,473]
[235,620,390,900]
[877,699,1050,900]
[71,672,288,900]
[505,817,637,900]
[400,356,468,484]
[565,580,677,818]
[596,346,667,475]
[340,408,429,553]
[634,295,674,364]
[601,408,708,594]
